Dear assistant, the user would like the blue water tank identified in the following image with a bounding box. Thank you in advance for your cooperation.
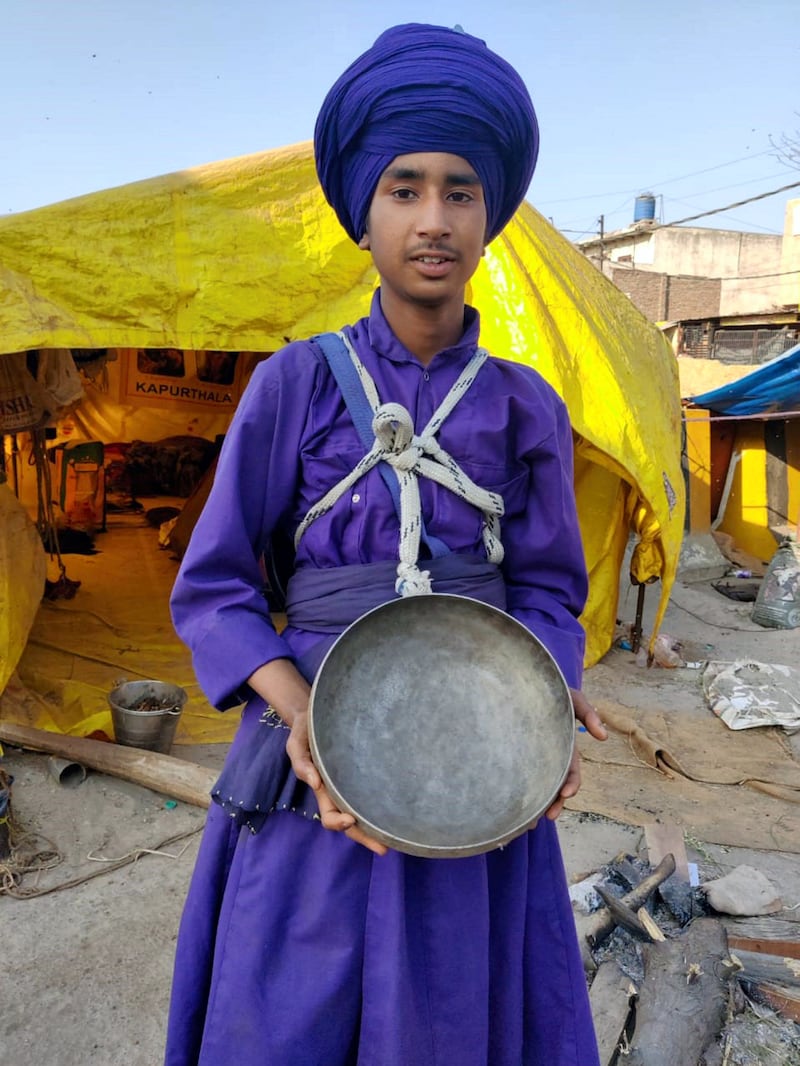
[634,193,656,222]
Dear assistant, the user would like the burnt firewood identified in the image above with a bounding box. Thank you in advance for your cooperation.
[587,854,676,951]
[588,959,637,1065]
[624,918,738,1066]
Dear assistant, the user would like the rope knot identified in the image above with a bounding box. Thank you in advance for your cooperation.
[395,562,433,597]
[374,403,423,471]
[373,403,414,453]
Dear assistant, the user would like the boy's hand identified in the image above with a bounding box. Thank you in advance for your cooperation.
[544,690,607,821]
[287,710,389,856]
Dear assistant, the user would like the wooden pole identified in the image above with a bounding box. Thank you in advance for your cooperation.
[0,722,216,808]
[627,918,736,1066]
[0,767,11,859]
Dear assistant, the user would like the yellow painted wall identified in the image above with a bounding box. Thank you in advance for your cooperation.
[716,422,799,563]
[683,407,712,534]
[787,427,800,538]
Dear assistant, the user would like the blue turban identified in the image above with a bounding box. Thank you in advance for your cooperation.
[314,24,539,244]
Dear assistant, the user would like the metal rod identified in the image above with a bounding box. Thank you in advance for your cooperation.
[631,583,646,653]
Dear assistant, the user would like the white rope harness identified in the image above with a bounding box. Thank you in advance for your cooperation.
[294,332,505,597]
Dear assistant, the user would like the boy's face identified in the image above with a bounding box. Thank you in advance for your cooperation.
[359,152,487,313]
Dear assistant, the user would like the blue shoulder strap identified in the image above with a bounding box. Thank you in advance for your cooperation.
[313,331,448,558]
[314,331,382,459]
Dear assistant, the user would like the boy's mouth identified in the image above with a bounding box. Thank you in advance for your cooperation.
[409,247,458,276]
[411,255,456,278]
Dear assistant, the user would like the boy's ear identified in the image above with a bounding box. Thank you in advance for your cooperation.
[358,233,371,250]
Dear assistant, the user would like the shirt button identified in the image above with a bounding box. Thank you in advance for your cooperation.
[351,493,361,503]
[423,371,430,381]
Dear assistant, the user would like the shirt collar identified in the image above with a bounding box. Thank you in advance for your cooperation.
[366,289,481,365]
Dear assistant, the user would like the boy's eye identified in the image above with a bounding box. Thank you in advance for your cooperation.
[392,187,417,199]
[448,191,473,203]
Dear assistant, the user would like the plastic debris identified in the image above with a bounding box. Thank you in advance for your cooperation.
[703,660,800,731]
[751,534,800,629]
[651,633,684,668]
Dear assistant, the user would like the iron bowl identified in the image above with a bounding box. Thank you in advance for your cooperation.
[308,593,574,858]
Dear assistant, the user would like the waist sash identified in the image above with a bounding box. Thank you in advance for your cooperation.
[287,554,505,676]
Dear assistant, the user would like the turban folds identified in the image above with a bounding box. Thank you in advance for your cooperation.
[314,24,539,244]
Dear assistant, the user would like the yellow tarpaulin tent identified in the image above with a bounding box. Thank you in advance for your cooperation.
[0,141,684,737]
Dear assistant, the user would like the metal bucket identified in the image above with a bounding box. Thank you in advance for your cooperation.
[308,594,574,858]
[108,680,187,754]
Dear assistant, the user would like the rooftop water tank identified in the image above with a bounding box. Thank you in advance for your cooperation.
[634,193,656,223]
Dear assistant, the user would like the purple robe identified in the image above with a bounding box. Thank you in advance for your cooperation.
[166,292,599,1065]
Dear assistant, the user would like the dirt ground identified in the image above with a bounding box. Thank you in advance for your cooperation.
[1,542,799,1065]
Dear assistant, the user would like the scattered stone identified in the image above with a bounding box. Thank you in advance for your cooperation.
[702,865,783,916]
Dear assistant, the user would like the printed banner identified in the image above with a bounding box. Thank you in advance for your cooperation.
[120,349,249,410]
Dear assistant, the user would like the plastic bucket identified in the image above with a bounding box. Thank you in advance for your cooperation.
[108,680,187,754]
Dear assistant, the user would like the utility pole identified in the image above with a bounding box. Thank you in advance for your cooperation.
[598,214,605,274]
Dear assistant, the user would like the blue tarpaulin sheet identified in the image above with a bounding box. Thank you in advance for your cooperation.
[688,342,800,416]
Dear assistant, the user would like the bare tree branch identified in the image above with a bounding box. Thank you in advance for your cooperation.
[770,113,800,169]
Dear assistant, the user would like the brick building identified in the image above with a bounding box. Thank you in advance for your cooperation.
[575,202,800,365]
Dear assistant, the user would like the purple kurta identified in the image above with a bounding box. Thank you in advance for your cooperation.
[166,292,599,1065]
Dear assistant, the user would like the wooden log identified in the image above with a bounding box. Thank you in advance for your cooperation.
[751,983,800,1023]
[727,933,800,960]
[586,854,676,950]
[624,918,737,1066]
[606,855,643,891]
[0,722,216,808]
[723,915,800,945]
[589,960,636,1066]
[595,885,653,942]
[728,931,800,1020]
[733,948,800,989]
[637,907,666,943]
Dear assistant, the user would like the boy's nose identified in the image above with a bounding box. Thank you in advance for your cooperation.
[416,199,451,239]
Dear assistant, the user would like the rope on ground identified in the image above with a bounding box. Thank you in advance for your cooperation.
[40,601,127,635]
[0,822,202,900]
[0,804,63,896]
[86,834,199,865]
[667,591,773,633]
[26,637,155,675]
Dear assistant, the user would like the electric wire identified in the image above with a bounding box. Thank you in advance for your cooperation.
[665,180,800,226]
[535,149,778,206]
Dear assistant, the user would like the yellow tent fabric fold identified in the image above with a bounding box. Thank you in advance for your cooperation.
[0,487,47,695]
[0,141,684,734]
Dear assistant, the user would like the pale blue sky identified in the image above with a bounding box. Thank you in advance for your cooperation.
[2,0,799,237]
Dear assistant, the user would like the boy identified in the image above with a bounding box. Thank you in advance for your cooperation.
[167,23,604,1065]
